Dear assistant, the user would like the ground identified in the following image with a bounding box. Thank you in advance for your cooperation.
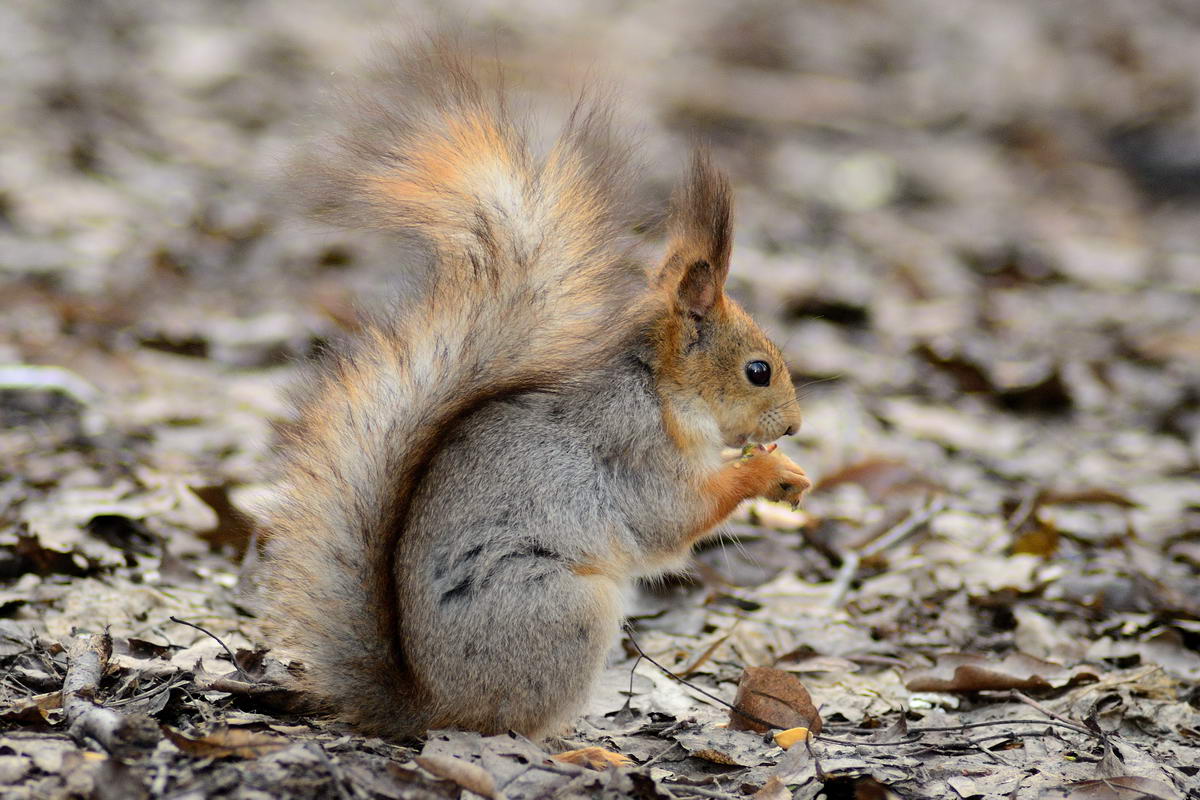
[1,1,1199,798]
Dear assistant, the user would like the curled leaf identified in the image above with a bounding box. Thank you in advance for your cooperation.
[728,666,822,734]
[415,755,497,798]
[162,725,288,759]
[905,652,1099,693]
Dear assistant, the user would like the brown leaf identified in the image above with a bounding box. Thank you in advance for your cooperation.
[1011,518,1061,556]
[846,776,901,799]
[191,484,258,555]
[680,631,733,678]
[119,638,173,660]
[0,690,62,723]
[5,534,97,579]
[1040,489,1139,508]
[905,652,1100,692]
[752,776,793,800]
[728,666,822,734]
[690,748,741,766]
[815,458,940,502]
[1042,776,1180,800]
[415,755,498,798]
[161,725,289,759]
[674,728,769,767]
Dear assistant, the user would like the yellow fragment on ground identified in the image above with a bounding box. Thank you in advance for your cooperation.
[773,727,811,750]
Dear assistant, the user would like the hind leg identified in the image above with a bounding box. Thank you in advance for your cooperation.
[409,556,624,740]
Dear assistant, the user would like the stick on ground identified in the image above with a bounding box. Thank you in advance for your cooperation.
[62,632,159,756]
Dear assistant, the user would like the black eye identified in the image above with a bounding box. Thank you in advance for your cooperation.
[745,360,771,386]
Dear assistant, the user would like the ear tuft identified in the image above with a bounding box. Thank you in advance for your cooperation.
[659,149,733,318]
[671,150,732,276]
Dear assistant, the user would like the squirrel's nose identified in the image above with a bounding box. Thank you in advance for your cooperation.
[784,425,796,436]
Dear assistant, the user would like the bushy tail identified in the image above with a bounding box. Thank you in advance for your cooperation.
[259,39,649,736]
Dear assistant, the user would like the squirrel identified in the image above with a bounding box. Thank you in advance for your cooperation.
[257,39,809,744]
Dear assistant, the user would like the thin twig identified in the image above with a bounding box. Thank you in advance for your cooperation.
[107,678,190,708]
[1010,690,1094,736]
[860,496,947,559]
[616,651,642,721]
[528,761,589,778]
[820,717,1104,745]
[680,628,735,679]
[640,741,683,769]
[814,733,922,746]
[804,730,826,781]
[658,782,741,800]
[969,731,1061,747]
[169,616,250,681]
[62,632,158,755]
[1006,486,1041,534]
[827,496,946,608]
[623,625,779,732]
[967,734,1009,766]
[826,552,861,610]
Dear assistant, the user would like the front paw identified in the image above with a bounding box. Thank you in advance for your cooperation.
[763,454,811,506]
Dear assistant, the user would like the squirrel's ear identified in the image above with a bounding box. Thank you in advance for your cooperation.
[658,149,732,320]
[676,258,720,319]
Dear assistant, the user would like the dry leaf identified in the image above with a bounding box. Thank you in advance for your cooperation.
[1041,776,1180,800]
[415,755,497,798]
[674,728,771,768]
[905,652,1100,692]
[752,775,793,800]
[689,748,741,766]
[161,725,289,759]
[816,458,940,501]
[728,666,822,734]
[1040,489,1139,508]
[1011,518,1061,556]
[0,691,62,724]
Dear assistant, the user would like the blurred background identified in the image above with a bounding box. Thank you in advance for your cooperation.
[1,0,1198,571]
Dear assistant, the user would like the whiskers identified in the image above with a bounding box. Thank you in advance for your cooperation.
[792,374,842,402]
[769,395,802,415]
[705,520,759,588]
